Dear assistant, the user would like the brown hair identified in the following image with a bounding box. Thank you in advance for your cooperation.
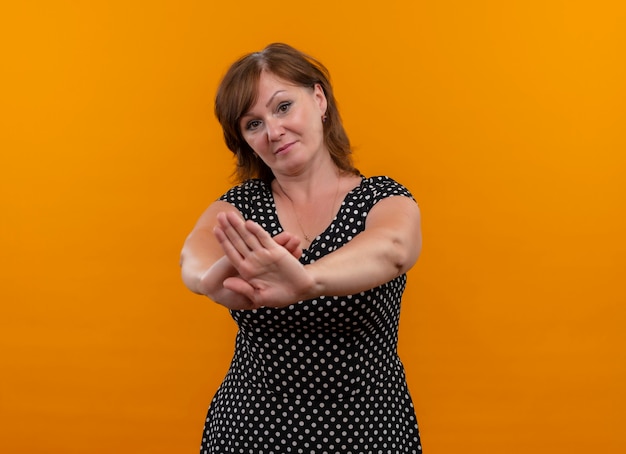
[215,43,359,183]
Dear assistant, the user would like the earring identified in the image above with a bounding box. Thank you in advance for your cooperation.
[322,114,328,123]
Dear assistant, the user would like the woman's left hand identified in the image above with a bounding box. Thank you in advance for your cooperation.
[213,211,315,307]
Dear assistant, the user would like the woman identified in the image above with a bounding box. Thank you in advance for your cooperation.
[181,43,423,453]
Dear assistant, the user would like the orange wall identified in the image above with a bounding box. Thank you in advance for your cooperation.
[2,1,625,453]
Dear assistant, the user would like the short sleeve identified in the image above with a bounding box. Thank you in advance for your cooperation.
[361,176,416,210]
[218,179,281,236]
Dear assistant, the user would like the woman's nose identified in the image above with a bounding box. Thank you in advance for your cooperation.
[265,118,284,141]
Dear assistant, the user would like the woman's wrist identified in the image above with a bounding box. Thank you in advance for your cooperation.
[302,263,324,301]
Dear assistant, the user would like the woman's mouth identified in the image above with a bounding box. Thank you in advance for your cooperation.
[275,142,296,154]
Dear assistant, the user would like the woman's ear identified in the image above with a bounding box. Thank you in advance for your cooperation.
[313,83,328,115]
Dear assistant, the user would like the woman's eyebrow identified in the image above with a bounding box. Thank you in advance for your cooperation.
[241,90,288,120]
[265,90,286,107]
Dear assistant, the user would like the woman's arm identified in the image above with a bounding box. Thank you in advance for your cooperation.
[180,200,302,309]
[308,195,421,295]
[213,195,421,307]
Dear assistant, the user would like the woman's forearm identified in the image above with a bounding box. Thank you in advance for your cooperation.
[306,228,417,298]
[210,196,422,307]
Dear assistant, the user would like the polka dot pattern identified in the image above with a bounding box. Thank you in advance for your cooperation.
[201,176,422,453]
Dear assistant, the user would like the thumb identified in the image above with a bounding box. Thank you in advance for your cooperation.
[223,277,257,302]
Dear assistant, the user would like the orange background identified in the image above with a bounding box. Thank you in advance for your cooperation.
[2,1,625,453]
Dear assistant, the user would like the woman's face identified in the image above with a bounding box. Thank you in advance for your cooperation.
[239,70,328,177]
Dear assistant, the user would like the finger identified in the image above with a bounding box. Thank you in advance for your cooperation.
[273,232,302,258]
[244,219,279,249]
[223,212,264,252]
[213,225,245,265]
[282,237,302,259]
[286,239,302,259]
[216,212,258,256]
[273,231,291,246]
[223,276,257,302]
[214,291,257,311]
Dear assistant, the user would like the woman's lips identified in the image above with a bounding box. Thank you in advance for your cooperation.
[275,141,296,154]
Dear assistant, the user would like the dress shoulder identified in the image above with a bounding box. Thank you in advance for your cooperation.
[218,179,271,219]
[359,176,416,208]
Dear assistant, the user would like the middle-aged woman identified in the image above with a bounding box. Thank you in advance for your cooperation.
[181,43,423,453]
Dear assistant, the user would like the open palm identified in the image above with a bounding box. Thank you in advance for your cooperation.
[213,211,314,308]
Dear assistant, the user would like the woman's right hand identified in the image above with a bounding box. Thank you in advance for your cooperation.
[196,228,303,310]
[181,200,303,310]
[212,212,316,308]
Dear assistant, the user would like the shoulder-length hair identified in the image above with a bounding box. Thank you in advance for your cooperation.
[215,43,359,183]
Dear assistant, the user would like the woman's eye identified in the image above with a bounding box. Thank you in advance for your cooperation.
[277,102,292,113]
[246,120,261,130]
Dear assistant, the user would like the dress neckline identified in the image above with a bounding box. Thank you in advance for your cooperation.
[266,176,365,250]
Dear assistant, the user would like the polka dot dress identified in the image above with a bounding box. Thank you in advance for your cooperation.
[201,176,422,453]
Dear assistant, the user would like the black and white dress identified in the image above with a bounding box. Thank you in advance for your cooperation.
[200,176,422,453]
